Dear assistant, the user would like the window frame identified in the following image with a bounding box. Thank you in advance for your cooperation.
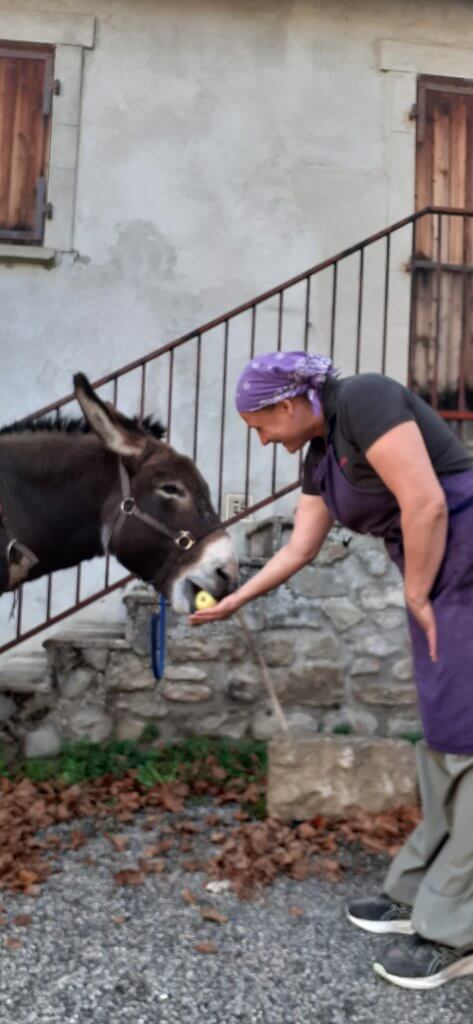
[0,10,95,261]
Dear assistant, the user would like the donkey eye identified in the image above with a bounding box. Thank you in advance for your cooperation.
[159,484,184,498]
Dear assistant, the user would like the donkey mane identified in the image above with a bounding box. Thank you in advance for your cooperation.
[0,414,166,441]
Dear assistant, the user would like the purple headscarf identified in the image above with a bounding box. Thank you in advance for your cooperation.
[235,351,336,417]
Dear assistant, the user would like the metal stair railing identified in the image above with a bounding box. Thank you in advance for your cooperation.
[2,205,473,652]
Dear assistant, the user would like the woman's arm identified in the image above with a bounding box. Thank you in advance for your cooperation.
[189,494,334,623]
[365,420,448,661]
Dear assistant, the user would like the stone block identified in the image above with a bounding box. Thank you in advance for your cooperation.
[82,648,109,673]
[251,707,285,741]
[227,668,261,704]
[267,736,417,819]
[258,632,295,667]
[58,667,95,699]
[287,662,345,707]
[162,683,212,703]
[0,655,52,694]
[115,717,146,742]
[321,598,364,632]
[68,705,113,743]
[112,691,169,720]
[388,716,423,739]
[164,665,208,683]
[354,546,389,577]
[293,565,348,599]
[350,658,381,677]
[315,539,350,566]
[345,708,379,735]
[0,694,17,721]
[167,626,246,663]
[392,657,414,681]
[245,517,293,558]
[352,680,417,706]
[372,609,407,631]
[24,722,61,759]
[297,631,341,662]
[360,586,405,611]
[105,652,156,691]
[355,635,400,658]
[191,713,231,737]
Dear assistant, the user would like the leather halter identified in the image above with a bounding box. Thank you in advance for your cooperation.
[109,459,222,589]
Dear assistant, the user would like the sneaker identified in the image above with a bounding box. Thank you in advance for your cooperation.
[373,933,473,989]
[347,894,415,935]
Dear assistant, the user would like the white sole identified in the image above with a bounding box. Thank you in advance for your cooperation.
[373,953,473,990]
[347,911,415,936]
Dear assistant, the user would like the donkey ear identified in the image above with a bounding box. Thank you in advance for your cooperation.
[73,373,146,457]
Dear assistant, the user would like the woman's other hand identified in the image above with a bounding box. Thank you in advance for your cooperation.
[406,593,438,662]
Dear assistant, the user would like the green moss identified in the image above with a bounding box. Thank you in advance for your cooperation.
[1,736,267,788]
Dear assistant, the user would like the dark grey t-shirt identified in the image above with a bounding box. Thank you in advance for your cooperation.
[302,373,473,495]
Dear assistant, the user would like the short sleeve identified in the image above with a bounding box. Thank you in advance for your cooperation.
[339,375,415,453]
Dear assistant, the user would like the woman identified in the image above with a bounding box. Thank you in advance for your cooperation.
[190,351,473,990]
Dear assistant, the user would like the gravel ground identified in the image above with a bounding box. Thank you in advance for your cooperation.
[0,803,471,1024]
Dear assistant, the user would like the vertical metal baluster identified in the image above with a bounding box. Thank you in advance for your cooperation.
[139,362,147,423]
[193,335,202,462]
[16,585,23,639]
[271,291,284,493]
[167,349,174,442]
[303,276,311,352]
[105,378,119,588]
[330,262,338,361]
[407,218,418,390]
[355,248,364,374]
[218,322,229,517]
[433,214,442,410]
[459,213,468,444]
[46,573,53,622]
[381,234,391,375]
[75,563,82,604]
[244,306,256,507]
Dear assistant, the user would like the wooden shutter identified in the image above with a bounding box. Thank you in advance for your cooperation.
[0,44,54,243]
[411,75,473,415]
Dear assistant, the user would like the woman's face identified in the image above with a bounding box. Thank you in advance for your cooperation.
[240,397,324,453]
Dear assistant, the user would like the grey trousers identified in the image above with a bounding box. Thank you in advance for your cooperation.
[383,740,473,950]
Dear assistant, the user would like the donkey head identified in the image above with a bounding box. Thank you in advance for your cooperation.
[74,374,239,613]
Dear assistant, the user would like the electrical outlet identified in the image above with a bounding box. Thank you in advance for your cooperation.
[225,492,254,521]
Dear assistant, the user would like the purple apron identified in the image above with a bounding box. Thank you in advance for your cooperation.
[314,446,473,754]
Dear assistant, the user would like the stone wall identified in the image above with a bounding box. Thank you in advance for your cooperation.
[0,520,422,760]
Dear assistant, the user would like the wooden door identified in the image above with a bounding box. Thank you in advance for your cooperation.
[0,44,54,243]
[410,75,473,418]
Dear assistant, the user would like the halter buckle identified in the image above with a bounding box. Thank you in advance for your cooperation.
[120,496,136,516]
[175,531,195,551]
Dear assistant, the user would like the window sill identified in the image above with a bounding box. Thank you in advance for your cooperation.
[0,244,56,265]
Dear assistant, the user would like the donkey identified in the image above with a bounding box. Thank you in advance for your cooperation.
[0,374,239,612]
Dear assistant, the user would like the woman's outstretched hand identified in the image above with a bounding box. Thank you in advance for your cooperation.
[406,594,438,663]
[188,593,240,625]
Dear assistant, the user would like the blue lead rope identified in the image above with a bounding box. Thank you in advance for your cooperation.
[151,593,167,680]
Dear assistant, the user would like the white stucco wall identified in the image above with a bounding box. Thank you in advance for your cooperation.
[1,0,473,643]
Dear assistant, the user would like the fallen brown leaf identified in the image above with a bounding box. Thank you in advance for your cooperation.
[114,869,145,887]
[107,834,129,853]
[195,941,218,954]
[200,907,228,925]
[13,915,32,927]
[181,888,199,905]
[5,938,22,951]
